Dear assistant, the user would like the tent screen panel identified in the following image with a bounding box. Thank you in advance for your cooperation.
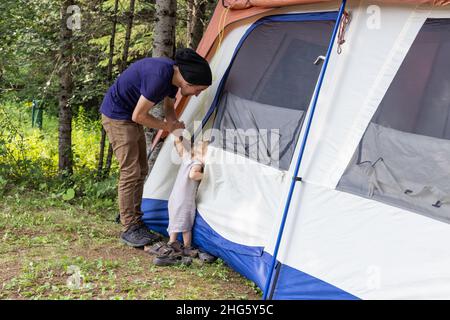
[337,19,450,223]
[212,20,336,170]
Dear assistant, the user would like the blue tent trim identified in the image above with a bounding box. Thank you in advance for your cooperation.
[141,198,359,300]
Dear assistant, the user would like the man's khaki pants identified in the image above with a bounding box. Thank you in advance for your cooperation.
[102,114,149,232]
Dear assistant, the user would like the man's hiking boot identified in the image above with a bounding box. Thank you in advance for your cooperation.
[136,225,160,241]
[120,224,157,248]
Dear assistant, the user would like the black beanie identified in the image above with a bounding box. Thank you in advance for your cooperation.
[175,48,212,86]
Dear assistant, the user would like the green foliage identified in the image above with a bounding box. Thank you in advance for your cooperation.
[0,100,118,202]
[0,0,214,116]
[0,0,200,201]
[62,188,75,201]
[89,24,154,69]
[0,0,215,200]
[0,100,55,191]
[0,0,60,110]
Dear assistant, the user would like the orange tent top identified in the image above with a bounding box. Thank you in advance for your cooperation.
[224,0,449,10]
[152,0,449,147]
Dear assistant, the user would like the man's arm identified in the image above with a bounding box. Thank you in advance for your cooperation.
[132,95,184,133]
[163,97,177,123]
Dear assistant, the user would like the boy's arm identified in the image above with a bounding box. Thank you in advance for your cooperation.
[174,136,185,158]
[189,164,204,181]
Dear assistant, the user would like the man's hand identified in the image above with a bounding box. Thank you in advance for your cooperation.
[132,95,180,132]
[166,120,185,136]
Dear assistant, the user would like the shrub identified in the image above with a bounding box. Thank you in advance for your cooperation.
[0,100,118,203]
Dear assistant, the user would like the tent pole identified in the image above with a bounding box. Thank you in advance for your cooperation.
[262,0,348,300]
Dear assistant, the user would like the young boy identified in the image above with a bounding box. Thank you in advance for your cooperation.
[147,136,208,266]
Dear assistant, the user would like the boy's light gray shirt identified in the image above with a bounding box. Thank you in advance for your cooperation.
[167,156,203,234]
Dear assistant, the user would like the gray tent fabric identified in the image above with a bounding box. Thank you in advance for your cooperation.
[373,19,450,139]
[337,17,450,223]
[339,123,450,222]
[224,20,334,111]
[212,92,305,169]
[211,19,335,170]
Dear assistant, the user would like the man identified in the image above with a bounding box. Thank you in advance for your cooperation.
[100,48,212,248]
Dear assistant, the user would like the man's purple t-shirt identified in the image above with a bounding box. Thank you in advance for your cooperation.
[100,57,178,120]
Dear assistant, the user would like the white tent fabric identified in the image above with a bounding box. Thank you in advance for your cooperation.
[143,22,249,200]
[274,184,450,299]
[143,0,450,299]
[264,2,450,299]
[297,2,435,188]
[197,146,287,247]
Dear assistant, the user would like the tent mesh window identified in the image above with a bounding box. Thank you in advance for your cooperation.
[212,19,335,170]
[337,18,450,223]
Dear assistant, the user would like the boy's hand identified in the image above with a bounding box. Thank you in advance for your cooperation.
[189,164,204,181]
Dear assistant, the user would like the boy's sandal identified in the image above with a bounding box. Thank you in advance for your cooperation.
[145,241,173,255]
[198,249,217,263]
[145,240,185,256]
[168,240,184,253]
[153,254,192,266]
[183,246,199,258]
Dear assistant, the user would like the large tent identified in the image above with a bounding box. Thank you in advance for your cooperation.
[142,0,450,299]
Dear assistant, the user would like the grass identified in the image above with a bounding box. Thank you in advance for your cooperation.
[0,189,262,300]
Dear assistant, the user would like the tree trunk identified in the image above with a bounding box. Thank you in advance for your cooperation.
[98,0,119,178]
[188,0,207,50]
[97,129,107,177]
[104,0,136,177]
[152,0,176,58]
[107,0,120,84]
[187,0,194,43]
[58,0,74,176]
[104,142,114,176]
[147,0,177,173]
[120,0,136,72]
